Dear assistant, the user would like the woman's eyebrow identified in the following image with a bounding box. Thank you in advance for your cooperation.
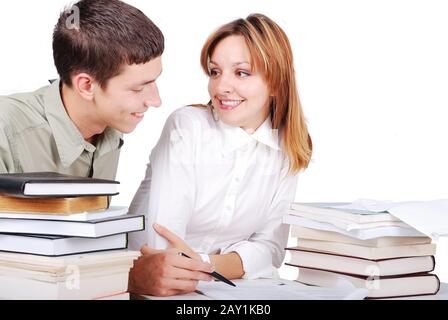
[209,60,250,67]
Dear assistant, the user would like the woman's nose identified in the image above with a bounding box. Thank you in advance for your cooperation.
[215,74,234,94]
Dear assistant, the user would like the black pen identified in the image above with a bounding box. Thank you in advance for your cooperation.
[180,252,236,287]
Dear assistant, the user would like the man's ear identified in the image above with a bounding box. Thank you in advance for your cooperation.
[71,73,97,101]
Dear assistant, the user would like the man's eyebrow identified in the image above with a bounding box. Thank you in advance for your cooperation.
[134,69,163,86]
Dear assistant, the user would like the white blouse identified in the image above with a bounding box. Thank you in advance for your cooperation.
[128,106,299,279]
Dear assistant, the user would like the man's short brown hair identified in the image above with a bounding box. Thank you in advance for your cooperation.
[53,0,164,88]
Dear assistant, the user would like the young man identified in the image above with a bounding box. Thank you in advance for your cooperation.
[0,0,164,179]
[0,0,211,297]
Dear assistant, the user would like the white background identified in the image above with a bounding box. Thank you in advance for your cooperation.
[0,0,447,283]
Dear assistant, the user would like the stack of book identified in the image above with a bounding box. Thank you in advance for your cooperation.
[0,172,145,300]
[283,202,440,299]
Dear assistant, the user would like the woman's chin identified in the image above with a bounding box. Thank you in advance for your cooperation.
[217,115,243,128]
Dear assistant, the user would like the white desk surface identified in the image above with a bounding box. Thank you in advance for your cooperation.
[134,280,448,300]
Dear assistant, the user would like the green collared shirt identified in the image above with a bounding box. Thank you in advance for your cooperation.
[0,80,123,179]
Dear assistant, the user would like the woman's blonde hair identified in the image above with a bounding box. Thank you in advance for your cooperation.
[199,13,312,174]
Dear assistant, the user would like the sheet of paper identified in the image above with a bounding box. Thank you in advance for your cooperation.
[387,199,448,240]
[196,279,368,300]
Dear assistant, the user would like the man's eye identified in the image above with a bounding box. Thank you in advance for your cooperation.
[132,88,144,92]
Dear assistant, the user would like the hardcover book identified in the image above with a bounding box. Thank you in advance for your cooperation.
[0,172,119,197]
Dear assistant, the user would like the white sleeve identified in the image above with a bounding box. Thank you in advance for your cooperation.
[128,110,198,250]
[220,159,299,279]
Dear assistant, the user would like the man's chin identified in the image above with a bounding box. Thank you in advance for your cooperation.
[113,125,137,134]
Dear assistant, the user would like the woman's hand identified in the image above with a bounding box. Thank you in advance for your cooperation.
[128,224,214,297]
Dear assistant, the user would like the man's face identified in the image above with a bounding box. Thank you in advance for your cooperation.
[92,56,163,133]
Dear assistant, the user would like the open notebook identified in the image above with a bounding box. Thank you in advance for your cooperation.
[195,278,368,300]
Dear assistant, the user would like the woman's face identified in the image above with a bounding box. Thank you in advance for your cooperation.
[208,35,270,132]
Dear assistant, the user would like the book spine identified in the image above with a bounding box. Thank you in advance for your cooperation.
[0,178,26,196]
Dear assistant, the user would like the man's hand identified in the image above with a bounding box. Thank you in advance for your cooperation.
[128,224,214,297]
[153,223,200,260]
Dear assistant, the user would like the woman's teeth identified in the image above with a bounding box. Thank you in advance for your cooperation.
[220,100,243,107]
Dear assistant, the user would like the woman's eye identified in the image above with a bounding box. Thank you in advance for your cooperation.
[237,71,250,77]
[209,69,220,76]
[132,88,144,93]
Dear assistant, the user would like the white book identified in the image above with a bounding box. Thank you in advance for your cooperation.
[0,271,130,300]
[283,214,426,240]
[297,268,440,299]
[0,206,128,221]
[0,250,140,299]
[291,202,400,223]
[0,264,133,283]
[0,250,140,274]
[290,225,432,247]
[0,233,128,256]
[0,213,144,238]
[293,240,436,260]
[286,248,435,276]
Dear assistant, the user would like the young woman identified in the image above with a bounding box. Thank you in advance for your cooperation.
[128,13,312,297]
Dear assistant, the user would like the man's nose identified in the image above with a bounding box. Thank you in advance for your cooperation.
[144,83,162,108]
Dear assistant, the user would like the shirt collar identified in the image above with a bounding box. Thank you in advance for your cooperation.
[251,116,281,151]
[217,115,281,155]
[96,127,124,157]
[44,79,123,167]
